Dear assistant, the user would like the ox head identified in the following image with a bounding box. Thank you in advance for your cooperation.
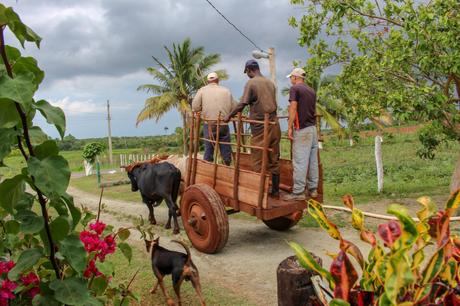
[126,171,138,192]
[122,165,140,192]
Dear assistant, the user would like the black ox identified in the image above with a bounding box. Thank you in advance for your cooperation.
[126,162,181,234]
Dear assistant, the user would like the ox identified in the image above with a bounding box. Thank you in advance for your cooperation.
[126,161,181,234]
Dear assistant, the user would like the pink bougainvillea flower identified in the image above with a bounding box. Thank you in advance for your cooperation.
[20,272,39,286]
[378,220,402,247]
[0,261,15,275]
[28,287,40,298]
[80,220,117,278]
[89,221,106,235]
[80,231,103,253]
[83,259,102,278]
[0,279,17,304]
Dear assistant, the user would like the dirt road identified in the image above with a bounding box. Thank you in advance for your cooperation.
[68,186,371,305]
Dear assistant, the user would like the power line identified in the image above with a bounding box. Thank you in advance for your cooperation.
[203,0,265,52]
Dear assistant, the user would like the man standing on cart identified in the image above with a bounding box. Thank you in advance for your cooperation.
[283,67,319,201]
[192,72,236,166]
[224,59,281,198]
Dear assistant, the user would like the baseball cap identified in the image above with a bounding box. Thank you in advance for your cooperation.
[286,67,306,78]
[244,59,259,73]
[207,72,218,81]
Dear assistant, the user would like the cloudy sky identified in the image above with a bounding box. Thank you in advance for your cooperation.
[4,0,321,139]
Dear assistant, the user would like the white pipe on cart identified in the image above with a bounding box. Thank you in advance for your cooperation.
[321,205,460,222]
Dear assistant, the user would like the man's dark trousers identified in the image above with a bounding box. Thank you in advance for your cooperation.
[203,123,232,166]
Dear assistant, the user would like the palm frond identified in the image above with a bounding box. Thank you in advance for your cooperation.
[316,103,345,138]
[136,84,166,95]
[136,93,177,126]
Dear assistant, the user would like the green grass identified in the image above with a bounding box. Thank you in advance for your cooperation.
[319,133,457,205]
[4,131,458,208]
[0,148,151,179]
[109,245,255,306]
[70,173,142,203]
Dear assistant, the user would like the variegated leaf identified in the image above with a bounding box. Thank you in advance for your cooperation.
[342,194,354,210]
[360,230,377,246]
[416,196,437,221]
[445,189,460,217]
[289,241,335,287]
[387,204,418,248]
[421,246,446,285]
[307,199,342,240]
[377,220,402,248]
[340,239,364,269]
[330,251,358,301]
[351,208,364,231]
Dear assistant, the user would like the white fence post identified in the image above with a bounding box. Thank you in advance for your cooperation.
[375,135,384,193]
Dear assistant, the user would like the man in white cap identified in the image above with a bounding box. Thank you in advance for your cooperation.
[192,72,235,165]
[283,67,319,200]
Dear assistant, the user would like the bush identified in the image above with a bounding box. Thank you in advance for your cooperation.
[291,192,460,305]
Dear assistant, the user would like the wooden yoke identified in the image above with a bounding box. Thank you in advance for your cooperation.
[257,113,270,210]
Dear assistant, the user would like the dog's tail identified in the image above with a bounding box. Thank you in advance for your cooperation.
[172,240,192,266]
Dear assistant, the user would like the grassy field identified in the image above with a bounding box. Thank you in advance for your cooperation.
[3,131,458,206]
[0,148,149,178]
[109,246,254,306]
[68,132,458,206]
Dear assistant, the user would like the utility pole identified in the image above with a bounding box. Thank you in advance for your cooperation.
[252,47,277,100]
[107,100,113,164]
[268,47,277,89]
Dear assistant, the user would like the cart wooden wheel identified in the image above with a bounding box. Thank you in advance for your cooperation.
[263,211,302,231]
[181,184,229,254]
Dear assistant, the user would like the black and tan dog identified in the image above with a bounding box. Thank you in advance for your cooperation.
[145,236,206,306]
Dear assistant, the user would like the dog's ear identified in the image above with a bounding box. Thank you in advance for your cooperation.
[144,239,152,252]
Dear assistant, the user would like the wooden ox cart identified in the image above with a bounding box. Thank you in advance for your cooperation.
[180,112,323,254]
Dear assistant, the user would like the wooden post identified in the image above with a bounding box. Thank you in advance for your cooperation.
[212,113,221,189]
[185,112,195,188]
[257,113,270,209]
[277,255,324,306]
[191,112,201,185]
[232,113,242,209]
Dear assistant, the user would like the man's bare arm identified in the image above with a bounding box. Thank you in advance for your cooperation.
[288,101,297,140]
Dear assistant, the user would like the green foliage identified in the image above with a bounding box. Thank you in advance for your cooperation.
[291,192,460,305]
[57,134,181,153]
[136,38,226,153]
[290,0,460,158]
[0,5,138,305]
[82,142,104,164]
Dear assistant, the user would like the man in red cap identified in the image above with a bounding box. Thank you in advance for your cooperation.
[224,60,281,197]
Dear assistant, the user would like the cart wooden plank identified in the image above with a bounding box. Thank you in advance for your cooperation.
[194,159,268,208]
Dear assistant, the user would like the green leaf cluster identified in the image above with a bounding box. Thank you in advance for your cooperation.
[82,142,105,164]
[0,5,137,305]
[290,0,460,156]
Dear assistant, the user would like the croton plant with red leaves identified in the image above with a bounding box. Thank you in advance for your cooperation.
[290,191,460,305]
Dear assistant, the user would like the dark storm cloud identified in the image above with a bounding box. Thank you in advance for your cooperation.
[6,0,308,82]
[2,0,317,137]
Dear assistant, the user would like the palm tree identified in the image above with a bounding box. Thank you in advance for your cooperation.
[136,38,227,154]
